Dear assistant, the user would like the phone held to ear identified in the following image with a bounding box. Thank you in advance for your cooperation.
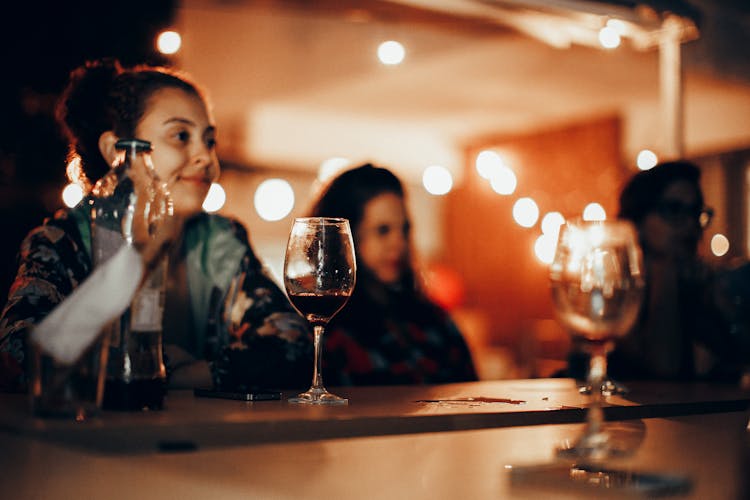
[193,387,282,401]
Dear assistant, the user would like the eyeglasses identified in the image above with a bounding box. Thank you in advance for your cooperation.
[652,201,714,229]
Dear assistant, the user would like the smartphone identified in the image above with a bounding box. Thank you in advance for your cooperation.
[193,387,282,401]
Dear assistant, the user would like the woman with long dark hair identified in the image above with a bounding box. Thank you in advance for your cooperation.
[308,164,476,385]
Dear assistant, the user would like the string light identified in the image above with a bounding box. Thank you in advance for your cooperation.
[710,234,730,257]
[422,165,453,195]
[377,40,405,65]
[62,183,84,208]
[582,202,606,221]
[254,179,295,221]
[202,183,226,213]
[637,149,658,170]
[157,30,182,55]
[513,197,539,228]
[598,25,621,49]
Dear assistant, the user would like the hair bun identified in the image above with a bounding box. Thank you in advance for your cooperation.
[56,59,123,154]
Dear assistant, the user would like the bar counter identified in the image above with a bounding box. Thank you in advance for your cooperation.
[1,379,748,498]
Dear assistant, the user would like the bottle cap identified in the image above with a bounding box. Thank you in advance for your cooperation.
[115,138,152,152]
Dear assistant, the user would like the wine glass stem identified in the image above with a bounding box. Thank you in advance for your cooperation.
[586,345,608,434]
[588,347,607,391]
[311,324,325,391]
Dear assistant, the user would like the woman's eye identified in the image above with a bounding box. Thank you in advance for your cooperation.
[206,137,217,149]
[176,130,190,142]
[376,225,390,237]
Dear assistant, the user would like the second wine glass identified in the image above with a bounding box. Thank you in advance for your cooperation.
[284,217,356,405]
[549,219,645,461]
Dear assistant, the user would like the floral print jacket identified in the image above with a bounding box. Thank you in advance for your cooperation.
[0,203,312,392]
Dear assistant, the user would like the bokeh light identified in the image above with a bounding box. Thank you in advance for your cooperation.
[582,202,606,221]
[475,150,503,180]
[637,149,658,170]
[62,183,84,208]
[202,182,226,213]
[541,211,565,237]
[534,233,558,264]
[422,165,453,195]
[606,19,627,35]
[318,157,351,182]
[489,165,517,195]
[598,25,621,49]
[254,179,295,221]
[377,40,405,65]
[513,197,539,228]
[710,233,730,257]
[156,30,182,55]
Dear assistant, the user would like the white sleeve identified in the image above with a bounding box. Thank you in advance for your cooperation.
[31,245,143,365]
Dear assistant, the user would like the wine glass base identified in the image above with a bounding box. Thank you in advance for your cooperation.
[288,387,348,405]
[556,420,646,462]
[578,378,628,397]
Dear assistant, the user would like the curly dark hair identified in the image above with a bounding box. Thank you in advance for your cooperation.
[56,58,204,183]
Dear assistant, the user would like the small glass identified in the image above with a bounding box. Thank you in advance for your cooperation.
[29,334,109,420]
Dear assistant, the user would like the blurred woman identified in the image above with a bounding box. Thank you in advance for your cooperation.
[307,164,476,385]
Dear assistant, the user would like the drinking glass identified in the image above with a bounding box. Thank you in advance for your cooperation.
[549,219,644,460]
[284,217,356,405]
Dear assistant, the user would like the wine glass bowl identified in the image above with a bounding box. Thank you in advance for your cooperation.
[549,219,644,461]
[284,217,356,405]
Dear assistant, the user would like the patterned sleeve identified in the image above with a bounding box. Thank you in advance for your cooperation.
[210,222,313,391]
[0,214,90,392]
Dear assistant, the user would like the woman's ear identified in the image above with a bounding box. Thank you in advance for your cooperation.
[98,131,119,167]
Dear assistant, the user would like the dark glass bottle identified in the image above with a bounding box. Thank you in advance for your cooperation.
[90,139,172,411]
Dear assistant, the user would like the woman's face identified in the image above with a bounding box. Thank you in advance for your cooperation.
[135,87,219,215]
[640,179,704,261]
[355,192,410,286]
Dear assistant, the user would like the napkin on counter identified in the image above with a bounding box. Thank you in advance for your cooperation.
[31,245,143,365]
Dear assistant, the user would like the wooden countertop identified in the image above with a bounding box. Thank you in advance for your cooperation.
[1,378,748,453]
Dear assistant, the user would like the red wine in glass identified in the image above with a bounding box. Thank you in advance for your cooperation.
[288,292,351,327]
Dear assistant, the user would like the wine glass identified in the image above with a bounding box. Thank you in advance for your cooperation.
[549,219,644,460]
[284,217,356,405]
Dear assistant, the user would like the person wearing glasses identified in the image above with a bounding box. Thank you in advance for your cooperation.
[604,160,746,382]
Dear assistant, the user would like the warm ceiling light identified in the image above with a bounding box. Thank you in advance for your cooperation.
[62,183,84,208]
[582,202,606,221]
[475,150,502,180]
[377,40,405,65]
[156,30,182,55]
[711,234,730,257]
[541,212,565,237]
[534,233,557,264]
[202,182,226,213]
[422,165,453,195]
[513,197,539,228]
[606,19,626,36]
[598,26,621,49]
[254,179,295,221]
[489,165,517,195]
[637,149,658,170]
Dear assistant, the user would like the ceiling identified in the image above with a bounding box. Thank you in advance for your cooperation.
[175,0,750,182]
